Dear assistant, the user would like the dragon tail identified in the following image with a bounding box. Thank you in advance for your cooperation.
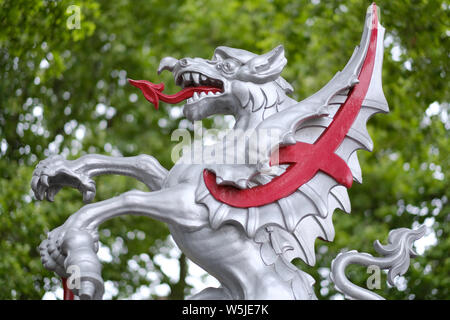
[330,225,426,300]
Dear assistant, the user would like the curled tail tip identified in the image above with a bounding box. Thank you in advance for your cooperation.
[330,226,425,300]
[415,224,427,237]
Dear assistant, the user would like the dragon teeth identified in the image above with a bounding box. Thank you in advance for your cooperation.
[185,90,221,104]
[179,71,223,93]
[192,72,200,85]
[182,73,190,82]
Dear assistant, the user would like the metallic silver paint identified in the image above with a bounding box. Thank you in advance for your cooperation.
[33,5,424,300]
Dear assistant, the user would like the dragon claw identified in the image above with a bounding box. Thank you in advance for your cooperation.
[31,156,96,202]
[39,225,104,299]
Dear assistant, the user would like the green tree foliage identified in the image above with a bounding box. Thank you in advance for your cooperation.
[0,0,448,299]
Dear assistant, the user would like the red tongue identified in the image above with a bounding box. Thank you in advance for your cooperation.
[128,79,221,110]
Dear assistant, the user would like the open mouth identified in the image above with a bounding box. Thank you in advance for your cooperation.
[129,71,223,110]
[176,71,224,104]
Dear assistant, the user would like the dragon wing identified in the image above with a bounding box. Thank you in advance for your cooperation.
[197,4,388,280]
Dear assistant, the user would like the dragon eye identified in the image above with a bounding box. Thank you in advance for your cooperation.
[219,59,238,74]
[179,58,189,67]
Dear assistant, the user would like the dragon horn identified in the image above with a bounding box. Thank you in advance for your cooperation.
[157,56,178,75]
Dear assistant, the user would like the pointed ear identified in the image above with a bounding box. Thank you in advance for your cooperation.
[241,45,287,82]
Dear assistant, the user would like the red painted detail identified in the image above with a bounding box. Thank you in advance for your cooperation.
[62,277,74,300]
[203,4,379,208]
[128,79,222,110]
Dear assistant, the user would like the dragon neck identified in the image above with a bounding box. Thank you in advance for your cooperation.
[233,95,297,130]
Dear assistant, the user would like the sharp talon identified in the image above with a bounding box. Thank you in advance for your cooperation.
[47,192,55,202]
[46,186,59,202]
[42,175,49,188]
[31,176,39,192]
[36,190,44,201]
[83,190,95,203]
[36,181,47,200]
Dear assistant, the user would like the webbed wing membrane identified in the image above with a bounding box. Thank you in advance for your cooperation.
[197,5,388,270]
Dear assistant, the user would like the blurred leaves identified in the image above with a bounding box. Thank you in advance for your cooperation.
[0,0,448,299]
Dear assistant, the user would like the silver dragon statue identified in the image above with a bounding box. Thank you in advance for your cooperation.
[32,4,425,300]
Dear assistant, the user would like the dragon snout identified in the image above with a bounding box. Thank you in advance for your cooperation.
[157,56,179,75]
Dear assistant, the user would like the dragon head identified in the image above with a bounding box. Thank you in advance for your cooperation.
[155,45,294,123]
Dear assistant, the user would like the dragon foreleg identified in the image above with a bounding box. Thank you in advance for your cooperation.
[32,154,168,203]
[330,225,426,300]
[69,154,169,191]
